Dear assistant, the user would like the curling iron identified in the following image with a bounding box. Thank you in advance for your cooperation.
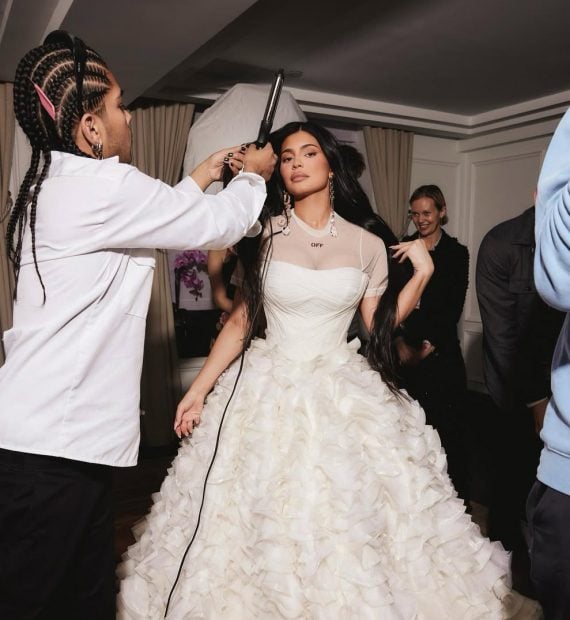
[254,68,284,148]
[223,69,285,186]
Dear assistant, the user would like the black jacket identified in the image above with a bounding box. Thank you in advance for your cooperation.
[401,229,469,356]
[476,207,565,411]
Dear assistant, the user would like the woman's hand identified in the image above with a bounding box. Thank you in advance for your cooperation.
[390,239,434,277]
[174,390,206,438]
[241,143,278,181]
[390,239,434,325]
[395,336,435,366]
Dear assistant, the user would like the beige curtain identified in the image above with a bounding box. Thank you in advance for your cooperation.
[0,83,15,367]
[130,101,195,447]
[363,127,414,239]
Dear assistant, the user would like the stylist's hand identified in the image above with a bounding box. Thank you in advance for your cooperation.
[191,144,247,190]
[242,143,278,181]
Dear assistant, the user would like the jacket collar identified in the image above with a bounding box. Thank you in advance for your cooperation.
[409,228,451,248]
[511,206,535,246]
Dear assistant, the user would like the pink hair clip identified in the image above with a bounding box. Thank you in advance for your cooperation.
[31,81,56,121]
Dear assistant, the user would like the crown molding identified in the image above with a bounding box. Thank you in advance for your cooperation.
[287,87,569,139]
[186,86,569,140]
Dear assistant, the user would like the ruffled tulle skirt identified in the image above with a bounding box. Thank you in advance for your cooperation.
[117,339,542,619]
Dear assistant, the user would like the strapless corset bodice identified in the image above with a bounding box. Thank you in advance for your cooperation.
[262,261,366,360]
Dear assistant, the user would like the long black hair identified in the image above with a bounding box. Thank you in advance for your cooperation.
[237,121,407,392]
[8,32,111,299]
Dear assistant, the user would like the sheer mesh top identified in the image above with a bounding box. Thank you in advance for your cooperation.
[266,211,388,297]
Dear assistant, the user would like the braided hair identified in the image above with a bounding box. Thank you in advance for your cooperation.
[8,34,111,300]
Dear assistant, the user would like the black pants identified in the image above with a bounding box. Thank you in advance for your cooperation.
[527,481,570,620]
[400,351,470,501]
[487,402,541,549]
[0,449,115,620]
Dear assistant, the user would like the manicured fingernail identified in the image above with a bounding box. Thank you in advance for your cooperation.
[227,152,233,157]
[223,157,229,163]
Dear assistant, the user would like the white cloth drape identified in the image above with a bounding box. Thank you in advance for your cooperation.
[183,83,306,187]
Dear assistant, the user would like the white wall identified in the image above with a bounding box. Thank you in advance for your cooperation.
[408,135,462,238]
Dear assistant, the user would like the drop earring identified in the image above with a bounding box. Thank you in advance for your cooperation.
[278,191,292,236]
[91,142,103,160]
[329,177,338,237]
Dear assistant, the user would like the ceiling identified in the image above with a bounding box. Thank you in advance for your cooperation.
[2,0,570,137]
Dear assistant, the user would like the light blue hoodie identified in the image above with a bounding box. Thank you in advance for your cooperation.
[534,108,570,495]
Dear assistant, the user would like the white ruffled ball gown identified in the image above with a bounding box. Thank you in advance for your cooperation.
[118,215,542,619]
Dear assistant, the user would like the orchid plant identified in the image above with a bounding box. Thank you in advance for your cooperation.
[174,250,208,300]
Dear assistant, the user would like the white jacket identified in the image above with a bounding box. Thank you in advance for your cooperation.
[0,152,266,466]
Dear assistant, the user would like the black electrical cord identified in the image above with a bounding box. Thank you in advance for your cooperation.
[163,220,279,618]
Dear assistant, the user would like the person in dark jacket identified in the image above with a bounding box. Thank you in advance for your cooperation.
[476,206,564,558]
[397,185,470,501]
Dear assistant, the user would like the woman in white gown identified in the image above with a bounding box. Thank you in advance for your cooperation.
[118,122,542,619]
